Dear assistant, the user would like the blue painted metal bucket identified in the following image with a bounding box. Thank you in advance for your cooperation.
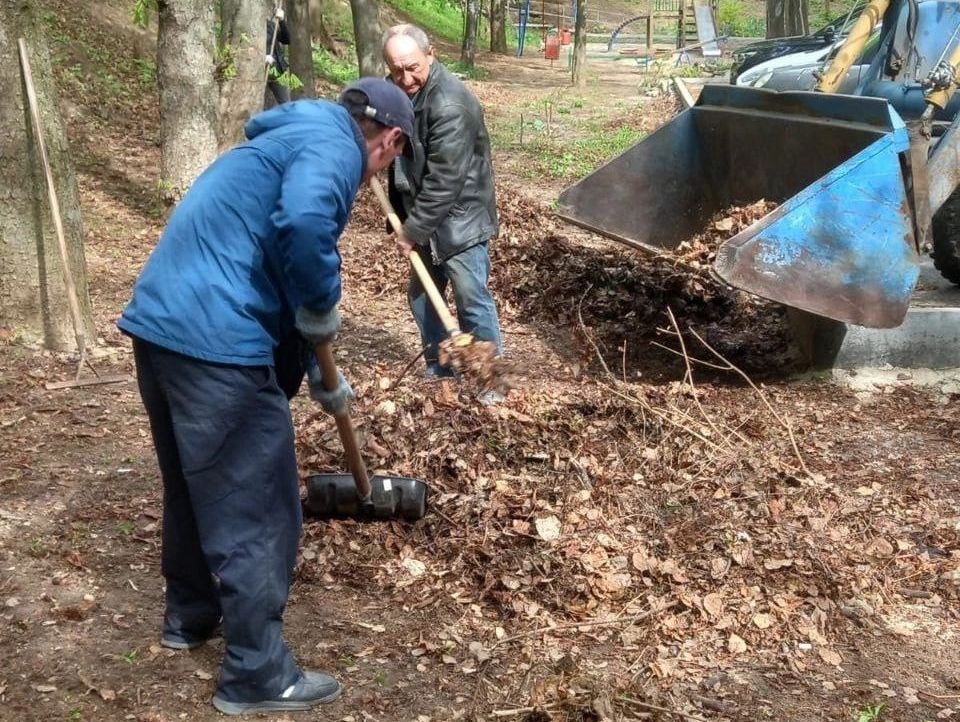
[557,84,920,328]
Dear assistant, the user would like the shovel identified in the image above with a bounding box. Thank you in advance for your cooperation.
[304,342,428,521]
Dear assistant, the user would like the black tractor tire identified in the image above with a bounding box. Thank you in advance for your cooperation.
[931,186,960,285]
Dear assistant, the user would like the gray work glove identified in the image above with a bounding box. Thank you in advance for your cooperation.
[307,365,355,416]
[296,306,341,345]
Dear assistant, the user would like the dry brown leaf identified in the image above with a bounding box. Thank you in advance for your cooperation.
[819,648,842,666]
[703,592,724,618]
[594,571,632,594]
[752,613,774,629]
[651,657,679,678]
[534,516,561,542]
[728,634,747,654]
[865,538,894,557]
[763,558,793,571]
[711,557,731,579]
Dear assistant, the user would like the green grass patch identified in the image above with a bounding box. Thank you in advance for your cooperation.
[490,96,647,181]
[716,0,766,37]
[716,0,862,38]
[549,125,646,178]
[855,703,885,722]
[313,46,358,85]
[510,26,543,54]
[384,0,466,44]
[444,58,490,80]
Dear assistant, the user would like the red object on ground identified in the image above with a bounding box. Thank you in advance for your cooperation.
[545,34,560,60]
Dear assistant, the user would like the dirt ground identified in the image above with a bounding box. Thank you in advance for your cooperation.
[2,4,959,722]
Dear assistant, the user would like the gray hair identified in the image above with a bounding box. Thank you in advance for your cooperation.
[382,24,431,53]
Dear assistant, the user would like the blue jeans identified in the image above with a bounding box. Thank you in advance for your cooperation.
[408,243,503,373]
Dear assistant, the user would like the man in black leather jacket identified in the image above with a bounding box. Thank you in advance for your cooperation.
[383,24,504,388]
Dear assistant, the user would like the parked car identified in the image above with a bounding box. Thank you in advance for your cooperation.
[729,4,866,82]
[734,24,881,92]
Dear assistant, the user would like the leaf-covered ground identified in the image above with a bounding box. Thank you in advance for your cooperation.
[1,3,959,721]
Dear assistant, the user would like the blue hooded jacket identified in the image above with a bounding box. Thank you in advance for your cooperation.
[118,100,366,366]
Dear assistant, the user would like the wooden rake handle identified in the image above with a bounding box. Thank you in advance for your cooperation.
[368,176,461,336]
[265,1,283,82]
[18,38,87,370]
[314,342,371,498]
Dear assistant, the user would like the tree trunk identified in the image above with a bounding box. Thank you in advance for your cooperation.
[766,0,808,38]
[462,0,480,66]
[218,0,270,150]
[489,0,508,54]
[0,0,94,350]
[309,0,340,55]
[571,0,587,87]
[288,0,315,98]
[350,0,384,77]
[157,0,219,206]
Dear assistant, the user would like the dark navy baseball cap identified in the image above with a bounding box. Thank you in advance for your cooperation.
[339,77,414,155]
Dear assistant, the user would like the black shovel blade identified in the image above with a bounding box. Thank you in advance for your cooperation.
[305,474,429,522]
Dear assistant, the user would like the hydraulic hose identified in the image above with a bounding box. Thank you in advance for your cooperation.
[923,34,960,116]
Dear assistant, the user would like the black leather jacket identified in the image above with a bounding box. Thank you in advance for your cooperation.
[388,62,498,261]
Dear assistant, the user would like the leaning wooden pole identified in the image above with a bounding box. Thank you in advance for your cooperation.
[18,37,88,378]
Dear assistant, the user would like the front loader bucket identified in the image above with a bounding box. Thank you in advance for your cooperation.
[557,84,920,328]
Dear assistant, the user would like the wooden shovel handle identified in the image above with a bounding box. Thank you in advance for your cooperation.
[314,342,371,498]
[368,176,460,335]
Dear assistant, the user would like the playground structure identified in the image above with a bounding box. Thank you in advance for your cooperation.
[513,0,721,62]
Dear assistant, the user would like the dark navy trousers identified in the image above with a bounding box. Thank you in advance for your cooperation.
[133,339,301,702]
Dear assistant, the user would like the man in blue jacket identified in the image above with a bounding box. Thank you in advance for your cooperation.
[118,78,413,715]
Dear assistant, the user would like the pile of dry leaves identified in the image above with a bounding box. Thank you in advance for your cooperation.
[674,200,779,270]
[488,187,796,375]
[296,184,959,720]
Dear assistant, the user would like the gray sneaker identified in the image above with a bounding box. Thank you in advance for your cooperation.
[477,390,506,406]
[212,670,342,715]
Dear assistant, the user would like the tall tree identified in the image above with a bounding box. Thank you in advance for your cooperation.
[571,0,587,87]
[350,0,384,76]
[766,0,808,38]
[489,0,508,54]
[461,0,480,66]
[218,0,270,149]
[156,0,219,206]
[288,0,316,98]
[0,0,94,349]
[309,0,340,55]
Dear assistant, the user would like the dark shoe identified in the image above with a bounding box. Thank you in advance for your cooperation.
[161,622,222,650]
[211,670,342,715]
[424,363,456,381]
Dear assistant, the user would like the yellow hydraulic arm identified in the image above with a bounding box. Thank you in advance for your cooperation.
[816,0,890,94]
